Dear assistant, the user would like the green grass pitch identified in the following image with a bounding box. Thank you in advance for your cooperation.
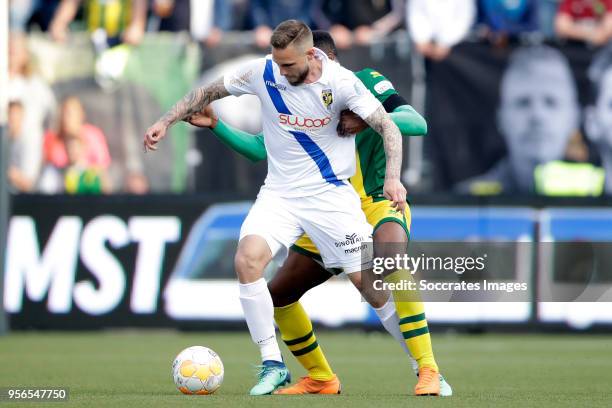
[0,330,611,407]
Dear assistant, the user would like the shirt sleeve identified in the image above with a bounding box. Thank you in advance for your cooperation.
[223,58,265,97]
[336,69,383,120]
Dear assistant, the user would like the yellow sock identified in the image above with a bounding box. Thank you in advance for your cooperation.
[385,269,439,372]
[274,301,335,381]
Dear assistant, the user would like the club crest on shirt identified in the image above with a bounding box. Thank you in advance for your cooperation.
[321,89,333,109]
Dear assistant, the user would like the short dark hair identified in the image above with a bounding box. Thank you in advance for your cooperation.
[270,19,313,50]
[312,30,338,58]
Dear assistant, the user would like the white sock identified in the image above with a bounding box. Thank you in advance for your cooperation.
[374,295,419,375]
[239,278,283,363]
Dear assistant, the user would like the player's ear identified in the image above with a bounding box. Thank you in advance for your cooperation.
[306,47,315,59]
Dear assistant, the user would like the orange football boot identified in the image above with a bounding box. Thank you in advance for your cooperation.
[273,375,341,395]
[415,367,440,396]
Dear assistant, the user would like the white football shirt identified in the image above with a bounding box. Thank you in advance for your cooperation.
[223,48,382,197]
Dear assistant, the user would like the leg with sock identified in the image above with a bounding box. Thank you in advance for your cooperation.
[235,235,290,395]
[268,250,341,394]
[239,278,283,363]
[373,294,419,374]
[274,301,335,381]
[372,221,442,396]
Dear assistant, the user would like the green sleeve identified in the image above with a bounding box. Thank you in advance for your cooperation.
[212,119,267,162]
[355,68,427,137]
[390,105,428,137]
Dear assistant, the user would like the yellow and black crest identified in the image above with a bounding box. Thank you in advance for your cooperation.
[321,89,333,108]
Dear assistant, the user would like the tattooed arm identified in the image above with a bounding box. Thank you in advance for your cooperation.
[144,77,229,151]
[363,106,407,211]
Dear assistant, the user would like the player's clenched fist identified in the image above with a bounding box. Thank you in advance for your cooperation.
[383,178,407,212]
[337,110,368,136]
[143,121,168,152]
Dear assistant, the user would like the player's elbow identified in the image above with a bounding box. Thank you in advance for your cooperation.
[417,118,428,136]
[410,110,428,136]
[248,153,267,163]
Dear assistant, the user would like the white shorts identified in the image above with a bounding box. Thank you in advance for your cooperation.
[239,184,373,273]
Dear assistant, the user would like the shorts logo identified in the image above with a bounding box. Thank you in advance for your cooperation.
[335,233,363,248]
[321,89,333,109]
[344,246,362,254]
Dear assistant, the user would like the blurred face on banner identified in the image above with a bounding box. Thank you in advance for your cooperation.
[587,68,612,148]
[498,52,579,169]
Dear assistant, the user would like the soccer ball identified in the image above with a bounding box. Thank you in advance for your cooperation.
[172,346,224,395]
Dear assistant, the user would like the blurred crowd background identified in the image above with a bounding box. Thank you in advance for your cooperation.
[6,0,612,197]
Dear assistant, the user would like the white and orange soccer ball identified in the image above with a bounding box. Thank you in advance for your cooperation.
[172,346,224,395]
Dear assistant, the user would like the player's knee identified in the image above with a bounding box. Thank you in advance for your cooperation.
[234,249,266,282]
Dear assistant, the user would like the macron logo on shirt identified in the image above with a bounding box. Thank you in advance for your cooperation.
[265,80,287,91]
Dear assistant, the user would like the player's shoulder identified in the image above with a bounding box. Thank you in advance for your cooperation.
[326,63,365,96]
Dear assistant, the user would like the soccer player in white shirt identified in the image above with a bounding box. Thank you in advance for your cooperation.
[144,20,407,395]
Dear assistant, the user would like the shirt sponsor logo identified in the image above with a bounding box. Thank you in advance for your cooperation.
[265,80,287,91]
[279,114,332,129]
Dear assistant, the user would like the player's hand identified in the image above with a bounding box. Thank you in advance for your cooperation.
[383,178,407,212]
[337,110,368,136]
[143,121,168,152]
[185,106,218,129]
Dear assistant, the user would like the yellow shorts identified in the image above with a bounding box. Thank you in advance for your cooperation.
[291,197,411,260]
